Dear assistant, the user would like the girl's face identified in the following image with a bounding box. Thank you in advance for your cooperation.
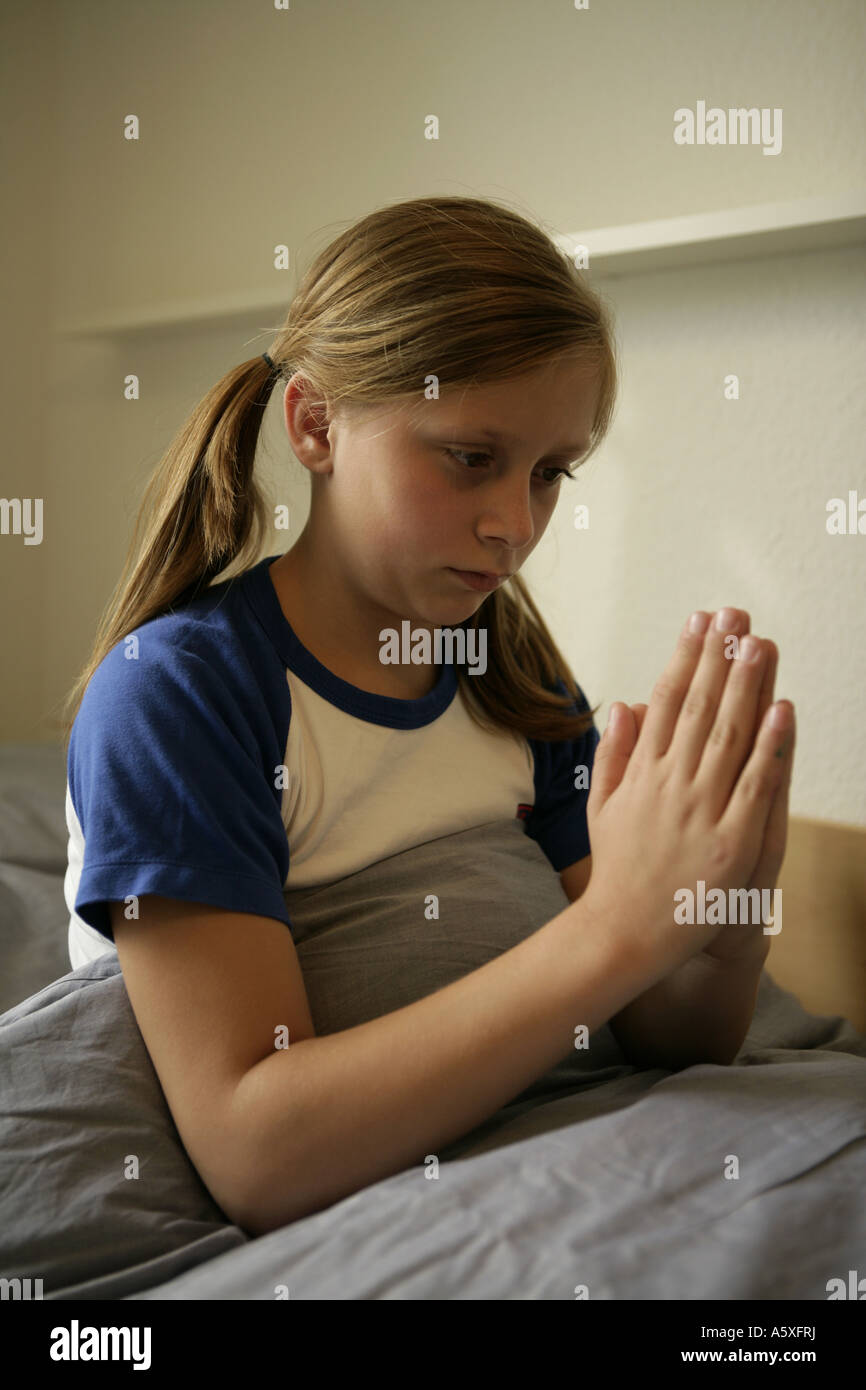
[282,356,601,632]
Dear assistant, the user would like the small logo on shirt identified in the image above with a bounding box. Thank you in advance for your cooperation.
[516,803,533,821]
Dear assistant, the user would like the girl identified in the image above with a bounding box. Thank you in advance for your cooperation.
[61,195,794,1236]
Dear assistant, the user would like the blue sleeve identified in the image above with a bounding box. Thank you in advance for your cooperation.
[524,678,600,872]
[67,633,292,941]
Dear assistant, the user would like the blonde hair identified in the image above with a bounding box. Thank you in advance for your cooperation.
[61,195,619,753]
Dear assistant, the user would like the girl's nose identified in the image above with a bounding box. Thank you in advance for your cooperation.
[478,482,536,550]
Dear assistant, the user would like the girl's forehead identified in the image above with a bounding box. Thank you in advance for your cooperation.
[343,358,599,433]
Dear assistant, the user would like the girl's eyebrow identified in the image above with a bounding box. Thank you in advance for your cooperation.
[440,425,589,456]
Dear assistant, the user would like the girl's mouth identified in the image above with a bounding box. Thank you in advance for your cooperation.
[447,569,508,592]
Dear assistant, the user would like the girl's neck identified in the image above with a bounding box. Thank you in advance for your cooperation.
[267,544,440,701]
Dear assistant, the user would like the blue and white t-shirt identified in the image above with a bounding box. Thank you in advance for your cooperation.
[65,552,599,969]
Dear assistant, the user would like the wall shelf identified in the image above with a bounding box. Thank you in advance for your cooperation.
[55,193,866,338]
[558,192,866,279]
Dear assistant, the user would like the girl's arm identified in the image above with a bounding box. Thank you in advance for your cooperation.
[562,848,771,1069]
[113,888,676,1240]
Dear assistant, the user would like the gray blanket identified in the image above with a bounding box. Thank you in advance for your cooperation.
[2,807,865,1301]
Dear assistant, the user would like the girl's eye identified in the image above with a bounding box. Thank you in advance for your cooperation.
[443,448,575,487]
[445,448,492,470]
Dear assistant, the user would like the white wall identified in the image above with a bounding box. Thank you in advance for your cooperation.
[531,243,866,825]
[2,0,864,824]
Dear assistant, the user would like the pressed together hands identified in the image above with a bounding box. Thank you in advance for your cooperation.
[584,608,796,975]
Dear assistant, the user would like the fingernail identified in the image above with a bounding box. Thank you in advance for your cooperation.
[688,611,711,635]
[769,701,792,729]
[714,607,739,632]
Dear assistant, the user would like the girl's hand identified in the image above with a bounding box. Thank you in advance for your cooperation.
[606,614,795,966]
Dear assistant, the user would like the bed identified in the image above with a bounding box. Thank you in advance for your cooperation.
[1,740,864,1301]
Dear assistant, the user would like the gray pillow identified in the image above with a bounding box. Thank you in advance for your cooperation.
[0,956,245,1299]
[0,865,75,1016]
[0,743,68,872]
[0,818,626,1298]
[0,743,74,1011]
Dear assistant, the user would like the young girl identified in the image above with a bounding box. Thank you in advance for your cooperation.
[61,195,794,1236]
